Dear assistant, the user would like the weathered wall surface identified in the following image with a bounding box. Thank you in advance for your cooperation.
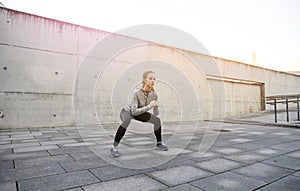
[1,7,300,128]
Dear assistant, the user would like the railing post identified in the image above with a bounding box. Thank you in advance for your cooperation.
[286,98,289,122]
[274,99,277,123]
[297,97,300,121]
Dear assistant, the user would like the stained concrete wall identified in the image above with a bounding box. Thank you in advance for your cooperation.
[1,7,300,128]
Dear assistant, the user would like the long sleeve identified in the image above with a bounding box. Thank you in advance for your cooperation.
[130,90,152,116]
[153,93,159,116]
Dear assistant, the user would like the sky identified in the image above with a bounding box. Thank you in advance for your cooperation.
[1,0,300,72]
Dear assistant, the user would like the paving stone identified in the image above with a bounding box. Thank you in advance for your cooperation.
[197,158,245,173]
[212,140,239,147]
[0,181,17,191]
[18,170,99,191]
[0,163,65,182]
[12,138,49,144]
[148,165,212,187]
[0,148,12,156]
[0,135,10,140]
[270,142,300,152]
[180,151,221,162]
[0,142,40,149]
[262,156,300,170]
[13,132,43,136]
[239,135,268,141]
[50,136,80,140]
[60,142,96,147]
[13,145,59,153]
[149,146,193,156]
[90,165,155,181]
[69,151,99,161]
[0,141,10,144]
[248,131,266,135]
[0,150,49,161]
[259,175,300,191]
[115,150,155,161]
[232,142,265,150]
[228,138,253,143]
[0,130,29,136]
[125,136,153,141]
[154,156,199,170]
[211,147,244,155]
[0,160,14,171]
[272,132,292,136]
[224,152,270,164]
[15,154,74,168]
[39,139,78,146]
[163,183,204,191]
[34,135,54,139]
[1,136,35,141]
[128,140,155,146]
[252,148,288,157]
[59,157,108,172]
[286,150,300,158]
[9,135,36,141]
[250,138,282,146]
[292,171,300,178]
[83,174,167,191]
[233,162,294,182]
[61,187,83,191]
[191,172,266,191]
[48,146,91,155]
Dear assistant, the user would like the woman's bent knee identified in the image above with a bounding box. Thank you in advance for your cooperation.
[151,116,161,126]
[121,119,131,128]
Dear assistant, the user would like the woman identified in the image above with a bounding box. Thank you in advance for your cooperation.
[111,71,168,157]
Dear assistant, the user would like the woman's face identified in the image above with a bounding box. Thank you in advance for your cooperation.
[144,72,156,88]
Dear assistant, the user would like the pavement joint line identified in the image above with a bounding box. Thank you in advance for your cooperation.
[87,168,103,182]
[221,153,273,165]
[196,161,248,176]
[13,159,16,169]
[57,161,68,173]
[46,150,53,156]
[67,153,78,161]
[144,172,171,188]
[93,166,150,182]
[56,144,63,149]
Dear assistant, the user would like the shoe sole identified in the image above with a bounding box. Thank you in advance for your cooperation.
[111,154,120,158]
[156,147,168,151]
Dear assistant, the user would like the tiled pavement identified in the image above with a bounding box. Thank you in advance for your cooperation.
[0,122,300,191]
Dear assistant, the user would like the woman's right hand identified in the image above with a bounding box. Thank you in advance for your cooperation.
[150,100,158,107]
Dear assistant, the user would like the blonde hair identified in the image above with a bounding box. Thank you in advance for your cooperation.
[142,70,155,88]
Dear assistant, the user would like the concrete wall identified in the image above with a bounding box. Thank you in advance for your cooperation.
[1,7,300,128]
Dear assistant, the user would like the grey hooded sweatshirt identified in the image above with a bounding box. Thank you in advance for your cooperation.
[124,87,159,116]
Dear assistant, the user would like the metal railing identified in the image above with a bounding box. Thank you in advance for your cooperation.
[266,94,300,123]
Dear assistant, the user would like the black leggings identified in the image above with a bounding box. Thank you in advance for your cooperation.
[113,108,162,146]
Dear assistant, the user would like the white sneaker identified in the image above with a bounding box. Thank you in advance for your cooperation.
[110,147,120,157]
[156,143,168,151]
